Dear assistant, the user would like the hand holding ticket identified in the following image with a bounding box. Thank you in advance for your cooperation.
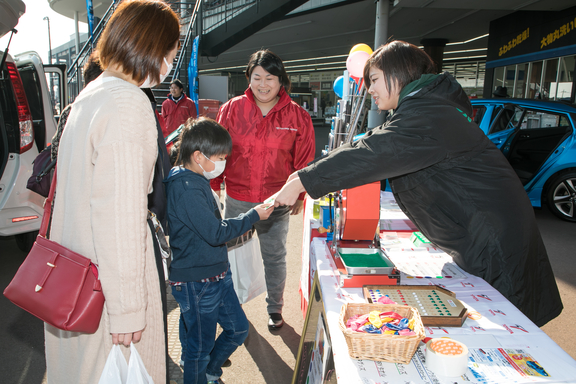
[254,203,274,219]
[272,175,306,208]
[264,193,279,207]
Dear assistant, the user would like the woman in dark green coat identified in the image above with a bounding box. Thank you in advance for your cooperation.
[274,40,562,327]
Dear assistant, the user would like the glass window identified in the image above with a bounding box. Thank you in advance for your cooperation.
[45,72,63,116]
[527,61,543,99]
[519,109,566,130]
[513,64,527,98]
[492,67,505,95]
[505,66,515,93]
[472,105,487,125]
[489,106,523,134]
[555,55,575,101]
[542,58,559,100]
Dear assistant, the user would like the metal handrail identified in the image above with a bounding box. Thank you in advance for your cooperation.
[66,0,117,81]
[65,0,258,99]
[202,0,257,34]
[172,0,201,81]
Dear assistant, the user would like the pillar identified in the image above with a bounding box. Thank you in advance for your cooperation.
[420,38,449,73]
[74,11,80,56]
[367,0,389,129]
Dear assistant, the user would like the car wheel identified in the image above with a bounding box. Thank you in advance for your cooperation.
[14,231,38,253]
[546,172,576,222]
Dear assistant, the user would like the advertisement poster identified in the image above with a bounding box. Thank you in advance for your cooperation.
[306,312,331,384]
[188,36,200,116]
[468,348,550,382]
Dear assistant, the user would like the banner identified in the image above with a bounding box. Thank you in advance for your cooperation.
[188,36,200,116]
[486,8,576,67]
[86,0,94,40]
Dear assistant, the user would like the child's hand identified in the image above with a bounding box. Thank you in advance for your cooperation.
[254,204,274,220]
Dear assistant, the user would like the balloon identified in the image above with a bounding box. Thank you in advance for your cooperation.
[349,43,373,56]
[346,50,370,78]
[333,76,344,98]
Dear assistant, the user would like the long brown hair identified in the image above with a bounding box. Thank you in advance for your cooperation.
[98,0,180,84]
[363,40,436,94]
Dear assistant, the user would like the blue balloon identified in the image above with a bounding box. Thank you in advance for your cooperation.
[333,76,344,98]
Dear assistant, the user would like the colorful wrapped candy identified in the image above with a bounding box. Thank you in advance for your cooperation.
[345,310,415,335]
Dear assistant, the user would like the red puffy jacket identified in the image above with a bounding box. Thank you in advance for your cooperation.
[211,87,315,203]
[161,93,197,136]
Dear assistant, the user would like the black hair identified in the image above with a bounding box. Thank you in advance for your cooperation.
[83,50,103,85]
[363,40,436,95]
[245,49,291,93]
[171,78,184,90]
[178,117,232,166]
[169,139,181,167]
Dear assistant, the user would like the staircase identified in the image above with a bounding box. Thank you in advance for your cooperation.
[200,0,309,57]
[66,0,310,109]
[66,0,200,108]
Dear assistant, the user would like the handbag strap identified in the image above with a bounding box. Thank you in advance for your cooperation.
[39,165,58,237]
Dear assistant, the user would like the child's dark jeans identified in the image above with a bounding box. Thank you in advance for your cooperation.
[172,268,248,384]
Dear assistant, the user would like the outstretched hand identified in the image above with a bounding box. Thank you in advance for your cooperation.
[286,171,299,183]
[254,203,274,220]
[274,175,306,208]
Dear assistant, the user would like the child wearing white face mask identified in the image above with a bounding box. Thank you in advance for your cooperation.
[163,117,273,384]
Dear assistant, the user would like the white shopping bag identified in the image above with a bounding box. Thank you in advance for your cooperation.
[98,345,128,384]
[126,343,154,384]
[228,230,267,304]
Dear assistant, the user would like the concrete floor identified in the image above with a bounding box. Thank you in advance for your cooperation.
[167,213,306,384]
[535,207,576,361]
[2,184,571,384]
[166,205,576,384]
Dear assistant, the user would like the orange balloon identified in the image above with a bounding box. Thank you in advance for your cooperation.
[349,43,373,56]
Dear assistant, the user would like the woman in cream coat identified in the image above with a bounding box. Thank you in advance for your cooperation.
[45,1,180,383]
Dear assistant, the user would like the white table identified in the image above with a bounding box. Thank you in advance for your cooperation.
[297,194,576,384]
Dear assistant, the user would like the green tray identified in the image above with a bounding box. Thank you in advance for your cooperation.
[337,248,396,275]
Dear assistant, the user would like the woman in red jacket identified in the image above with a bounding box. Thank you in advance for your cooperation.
[161,79,197,136]
[212,50,315,329]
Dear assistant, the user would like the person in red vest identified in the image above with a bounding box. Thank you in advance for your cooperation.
[161,79,197,136]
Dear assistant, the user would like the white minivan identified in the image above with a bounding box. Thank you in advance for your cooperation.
[1,0,67,251]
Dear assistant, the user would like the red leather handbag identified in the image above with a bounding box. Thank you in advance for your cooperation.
[4,167,105,333]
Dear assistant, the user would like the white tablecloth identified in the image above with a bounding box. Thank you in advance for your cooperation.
[300,196,576,384]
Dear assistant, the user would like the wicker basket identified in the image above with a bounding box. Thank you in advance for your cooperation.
[338,303,426,364]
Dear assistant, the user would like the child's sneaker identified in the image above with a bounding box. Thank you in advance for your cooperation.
[207,379,225,384]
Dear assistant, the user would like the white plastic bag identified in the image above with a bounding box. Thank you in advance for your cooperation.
[98,343,153,384]
[98,344,128,384]
[127,343,154,384]
[228,231,267,304]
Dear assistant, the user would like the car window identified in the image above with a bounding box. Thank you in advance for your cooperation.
[518,110,568,130]
[491,106,503,122]
[46,72,61,116]
[489,106,523,134]
[472,105,487,125]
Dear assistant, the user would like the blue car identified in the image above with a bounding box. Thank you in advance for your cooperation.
[470,99,576,222]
